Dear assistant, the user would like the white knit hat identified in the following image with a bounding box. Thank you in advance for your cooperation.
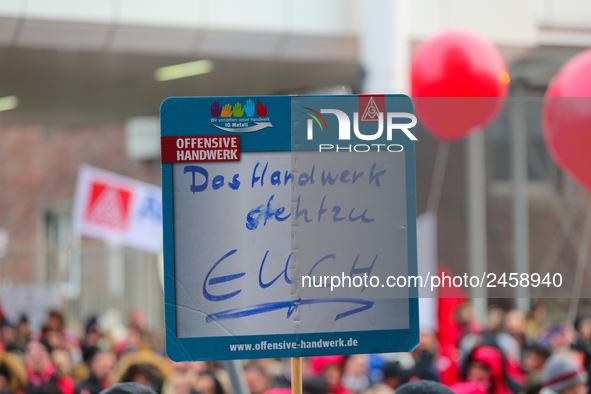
[543,354,588,393]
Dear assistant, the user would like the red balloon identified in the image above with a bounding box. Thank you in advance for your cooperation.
[411,30,509,141]
[543,49,591,192]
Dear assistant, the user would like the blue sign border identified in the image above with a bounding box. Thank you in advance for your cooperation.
[161,95,419,361]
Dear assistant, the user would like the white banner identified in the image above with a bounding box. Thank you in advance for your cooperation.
[72,165,162,254]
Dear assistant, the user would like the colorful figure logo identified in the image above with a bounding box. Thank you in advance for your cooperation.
[209,100,273,133]
[210,100,267,117]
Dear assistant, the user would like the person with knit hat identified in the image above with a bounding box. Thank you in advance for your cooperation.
[540,354,587,394]
[396,381,455,394]
[98,383,157,394]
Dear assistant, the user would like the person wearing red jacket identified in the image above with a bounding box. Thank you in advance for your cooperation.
[23,340,74,394]
[311,356,354,394]
[451,346,514,394]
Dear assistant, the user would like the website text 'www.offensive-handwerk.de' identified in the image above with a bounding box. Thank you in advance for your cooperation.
[229,338,359,352]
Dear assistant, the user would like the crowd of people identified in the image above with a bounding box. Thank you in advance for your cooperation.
[0,302,590,394]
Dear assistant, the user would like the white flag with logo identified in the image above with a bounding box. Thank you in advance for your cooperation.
[72,165,162,254]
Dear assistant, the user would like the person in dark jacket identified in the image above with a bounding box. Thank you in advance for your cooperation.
[522,344,551,394]
[76,352,116,394]
[195,371,225,394]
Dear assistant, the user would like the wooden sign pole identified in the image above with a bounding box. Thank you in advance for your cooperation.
[291,357,302,394]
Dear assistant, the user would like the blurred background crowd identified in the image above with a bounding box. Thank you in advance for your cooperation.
[2,302,591,394]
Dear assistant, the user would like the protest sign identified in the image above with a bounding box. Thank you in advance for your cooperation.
[161,95,418,360]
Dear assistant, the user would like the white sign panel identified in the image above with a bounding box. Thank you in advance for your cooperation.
[173,151,410,338]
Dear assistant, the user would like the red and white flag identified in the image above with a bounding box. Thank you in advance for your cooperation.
[72,165,162,254]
